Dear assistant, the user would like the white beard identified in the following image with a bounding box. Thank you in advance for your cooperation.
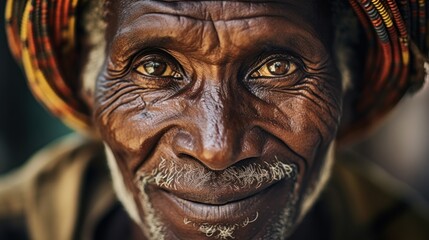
[104,144,165,240]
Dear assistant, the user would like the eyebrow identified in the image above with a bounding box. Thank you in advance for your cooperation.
[109,12,326,67]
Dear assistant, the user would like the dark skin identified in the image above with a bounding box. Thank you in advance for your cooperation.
[93,0,342,239]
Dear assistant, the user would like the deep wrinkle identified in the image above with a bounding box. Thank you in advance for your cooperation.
[120,0,317,22]
[3,0,428,239]
[95,0,342,239]
[109,15,326,67]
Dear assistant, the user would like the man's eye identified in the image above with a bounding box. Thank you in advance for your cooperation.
[135,60,182,79]
[250,59,297,78]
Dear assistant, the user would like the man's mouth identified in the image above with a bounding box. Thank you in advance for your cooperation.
[157,179,290,222]
[135,159,299,238]
[154,161,293,205]
[143,165,298,225]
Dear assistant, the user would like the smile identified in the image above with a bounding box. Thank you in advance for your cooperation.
[146,174,298,227]
[160,179,290,222]
[136,159,299,238]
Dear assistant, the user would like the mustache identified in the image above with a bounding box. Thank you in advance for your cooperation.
[137,156,298,191]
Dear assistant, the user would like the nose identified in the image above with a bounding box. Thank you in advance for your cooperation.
[173,129,237,170]
[172,86,260,170]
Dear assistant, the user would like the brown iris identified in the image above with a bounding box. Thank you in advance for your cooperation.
[143,61,167,76]
[251,59,297,78]
[135,59,182,79]
[268,61,289,75]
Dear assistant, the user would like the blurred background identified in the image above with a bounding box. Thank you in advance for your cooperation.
[353,82,429,201]
[0,2,428,201]
[0,2,71,173]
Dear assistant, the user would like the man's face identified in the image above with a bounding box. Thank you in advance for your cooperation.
[94,0,342,239]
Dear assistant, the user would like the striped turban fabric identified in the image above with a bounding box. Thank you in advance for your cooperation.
[4,0,429,142]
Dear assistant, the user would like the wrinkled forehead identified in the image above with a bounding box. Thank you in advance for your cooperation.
[112,0,323,18]
[106,0,333,45]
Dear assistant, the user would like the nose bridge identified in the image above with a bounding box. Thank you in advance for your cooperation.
[172,66,260,170]
[196,83,237,170]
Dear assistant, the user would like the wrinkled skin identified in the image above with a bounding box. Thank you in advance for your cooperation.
[93,0,342,239]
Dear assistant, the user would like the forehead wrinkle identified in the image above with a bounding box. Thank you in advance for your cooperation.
[123,0,315,23]
[109,0,333,57]
[126,11,303,24]
[112,15,322,66]
[110,0,328,56]
[111,12,326,66]
[112,13,222,60]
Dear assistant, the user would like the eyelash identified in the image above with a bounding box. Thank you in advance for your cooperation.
[238,54,307,94]
[248,54,302,75]
[127,50,305,90]
[133,55,181,76]
[128,51,187,89]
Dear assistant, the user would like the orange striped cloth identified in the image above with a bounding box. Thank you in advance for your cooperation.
[5,0,90,133]
[5,0,429,141]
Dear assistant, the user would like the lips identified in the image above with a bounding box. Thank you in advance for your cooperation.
[134,157,299,239]
[146,176,297,225]
[166,180,290,221]
[155,172,285,205]
[141,158,298,205]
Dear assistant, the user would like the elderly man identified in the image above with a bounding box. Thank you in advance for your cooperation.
[1,0,429,239]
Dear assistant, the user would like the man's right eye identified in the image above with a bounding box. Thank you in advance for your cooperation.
[135,59,183,79]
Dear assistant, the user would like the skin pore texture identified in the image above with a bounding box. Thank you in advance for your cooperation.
[93,0,343,239]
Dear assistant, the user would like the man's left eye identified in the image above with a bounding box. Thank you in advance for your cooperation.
[135,60,182,79]
[250,59,297,78]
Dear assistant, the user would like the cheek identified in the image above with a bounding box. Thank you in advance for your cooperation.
[94,78,146,150]
[281,77,342,134]
[261,76,342,165]
[93,76,184,156]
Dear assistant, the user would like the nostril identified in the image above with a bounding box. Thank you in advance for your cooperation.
[177,152,196,161]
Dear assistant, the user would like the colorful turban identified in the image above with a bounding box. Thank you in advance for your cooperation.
[4,0,429,142]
